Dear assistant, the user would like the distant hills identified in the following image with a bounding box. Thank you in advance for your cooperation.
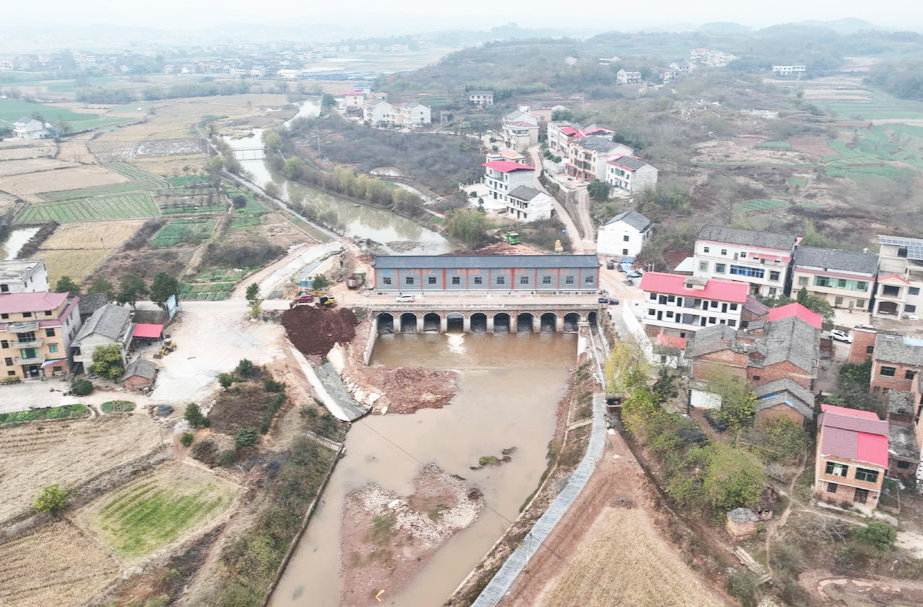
[696,18,881,36]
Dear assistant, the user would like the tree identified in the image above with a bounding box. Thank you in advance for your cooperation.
[55,276,80,296]
[310,274,329,291]
[70,379,94,396]
[245,283,260,304]
[89,344,124,380]
[446,208,489,247]
[234,427,258,450]
[232,194,247,209]
[117,273,148,308]
[708,370,756,442]
[33,485,68,515]
[703,443,766,511]
[587,179,611,201]
[854,521,897,551]
[185,403,209,428]
[149,272,180,309]
[651,367,679,404]
[87,277,114,299]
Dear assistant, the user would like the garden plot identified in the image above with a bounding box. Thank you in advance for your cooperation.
[150,217,216,247]
[1,165,129,199]
[105,161,169,187]
[0,413,162,522]
[89,139,207,162]
[130,154,208,177]
[76,463,239,562]
[0,520,121,607]
[17,193,159,223]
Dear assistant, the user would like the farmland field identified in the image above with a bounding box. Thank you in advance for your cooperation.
[1,165,129,199]
[37,249,110,285]
[0,413,161,522]
[739,198,789,213]
[0,158,75,176]
[0,97,125,131]
[40,220,144,249]
[0,404,89,426]
[130,154,208,177]
[0,141,56,161]
[17,193,158,223]
[0,520,121,607]
[78,463,239,561]
[105,161,169,186]
[150,217,216,246]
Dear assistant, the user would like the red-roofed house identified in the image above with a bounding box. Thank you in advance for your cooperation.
[654,333,687,367]
[814,404,888,511]
[483,161,535,205]
[639,272,748,338]
[605,155,659,194]
[0,291,82,379]
[344,91,365,108]
[767,302,823,329]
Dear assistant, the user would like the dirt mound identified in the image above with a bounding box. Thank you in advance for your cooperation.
[282,306,359,357]
[363,366,456,414]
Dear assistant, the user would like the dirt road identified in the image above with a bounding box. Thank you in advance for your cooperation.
[527,145,595,254]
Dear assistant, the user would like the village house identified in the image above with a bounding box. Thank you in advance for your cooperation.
[869,333,923,396]
[505,186,554,222]
[363,99,393,126]
[657,67,678,83]
[639,272,749,338]
[874,234,923,319]
[393,102,431,127]
[694,225,799,298]
[566,136,633,182]
[72,303,133,372]
[772,65,807,77]
[501,109,540,152]
[482,160,535,204]
[343,90,365,108]
[753,378,816,425]
[605,155,658,194]
[0,291,82,379]
[616,69,642,85]
[814,404,888,512]
[0,259,49,294]
[12,118,52,139]
[468,90,494,106]
[791,246,878,312]
[485,149,526,164]
[121,358,158,391]
[597,209,652,258]
[545,122,613,155]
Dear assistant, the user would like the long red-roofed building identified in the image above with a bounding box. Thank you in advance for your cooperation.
[814,404,889,511]
[639,272,748,338]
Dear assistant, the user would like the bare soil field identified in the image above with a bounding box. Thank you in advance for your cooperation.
[0,412,162,522]
[0,140,56,161]
[800,569,923,605]
[130,153,208,176]
[0,520,121,607]
[76,462,239,564]
[90,138,207,163]
[1,165,128,199]
[94,94,289,142]
[90,246,193,285]
[40,219,143,250]
[789,135,837,157]
[694,138,816,166]
[0,157,77,176]
[261,212,313,247]
[57,134,98,164]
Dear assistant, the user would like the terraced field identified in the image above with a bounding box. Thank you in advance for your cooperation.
[78,463,239,561]
[17,193,159,223]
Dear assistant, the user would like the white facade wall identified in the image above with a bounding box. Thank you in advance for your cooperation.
[642,288,744,334]
[484,168,535,204]
[597,221,651,258]
[0,262,49,294]
[693,240,791,298]
[345,93,364,108]
[364,101,393,125]
[606,162,658,194]
[506,192,554,222]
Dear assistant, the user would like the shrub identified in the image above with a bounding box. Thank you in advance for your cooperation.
[70,379,94,396]
[88,344,124,380]
[33,485,68,515]
[191,440,219,467]
[234,427,258,450]
[219,449,238,467]
[262,377,285,393]
[235,359,255,378]
[217,373,236,389]
[180,432,194,447]
[726,570,760,607]
[184,403,209,428]
[2,376,22,385]
[854,521,897,551]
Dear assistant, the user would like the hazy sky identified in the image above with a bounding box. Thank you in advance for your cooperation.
[4,0,923,32]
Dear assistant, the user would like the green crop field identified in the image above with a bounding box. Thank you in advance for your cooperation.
[101,400,135,413]
[180,282,235,301]
[757,140,791,150]
[41,182,163,202]
[0,404,88,425]
[85,465,238,559]
[738,199,789,213]
[165,175,211,187]
[150,218,216,246]
[789,176,807,187]
[817,89,923,121]
[16,193,159,223]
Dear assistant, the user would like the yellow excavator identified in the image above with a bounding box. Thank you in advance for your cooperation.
[154,338,177,359]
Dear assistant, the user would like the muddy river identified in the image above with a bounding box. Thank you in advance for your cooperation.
[271,332,577,606]
[0,227,39,260]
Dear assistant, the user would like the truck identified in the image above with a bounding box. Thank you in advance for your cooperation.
[346,272,366,289]
[504,232,520,245]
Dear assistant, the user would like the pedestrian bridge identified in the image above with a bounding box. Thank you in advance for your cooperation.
[366,301,599,334]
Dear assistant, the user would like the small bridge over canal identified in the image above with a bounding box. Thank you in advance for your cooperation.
[367,301,600,334]
[232,147,265,160]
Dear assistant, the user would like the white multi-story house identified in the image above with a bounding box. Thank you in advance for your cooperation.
[694,225,799,298]
[506,186,554,222]
[501,109,540,152]
[468,90,494,106]
[597,210,652,258]
[363,99,393,126]
[874,235,923,319]
[772,65,807,77]
[566,136,633,182]
[344,90,365,108]
[605,155,658,194]
[616,69,642,85]
[482,161,535,205]
[393,102,431,127]
[12,118,50,139]
[546,122,613,155]
[0,259,49,294]
[639,272,749,337]
[791,246,878,312]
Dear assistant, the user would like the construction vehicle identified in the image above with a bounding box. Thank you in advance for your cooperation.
[554,239,564,253]
[154,339,177,359]
[504,232,520,245]
[290,293,314,308]
[319,294,337,307]
[346,272,366,289]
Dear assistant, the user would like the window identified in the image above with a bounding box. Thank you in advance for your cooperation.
[770,271,780,281]
[428,277,436,285]
[451,277,460,285]
[496,276,505,285]
[798,276,808,286]
[623,235,630,242]
[898,247,908,258]
[897,461,911,469]
[855,468,879,483]
[474,277,483,285]
[838,279,847,289]
[45,328,55,337]
[752,375,761,381]
[880,366,896,377]
[866,345,874,355]
[48,344,58,353]
[699,262,708,272]
[708,317,716,324]
[910,287,921,296]
[520,276,529,285]
[7,371,14,376]
[728,320,736,327]
[44,310,52,316]
[721,249,727,256]
[22,312,31,318]
[814,276,831,287]
[3,358,11,366]
[542,276,551,285]
[648,308,656,316]
[835,296,844,306]
[703,246,710,253]
[740,252,747,258]
[405,276,414,285]
[729,265,764,279]
[905,370,916,380]
[0,284,7,293]
[0,314,7,319]
[585,276,594,283]
[906,305,917,313]
[715,263,726,273]
[649,293,657,300]
[857,299,866,309]
[857,282,868,291]
[622,249,629,256]
[825,462,849,477]
[827,482,838,494]
[666,311,674,318]
[710,300,718,308]
[565,276,575,285]
[883,285,901,297]
[383,277,392,285]
[729,303,738,311]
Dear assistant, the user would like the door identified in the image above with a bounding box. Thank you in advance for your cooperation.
[854,488,869,505]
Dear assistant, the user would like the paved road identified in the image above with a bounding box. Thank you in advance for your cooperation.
[527,145,595,254]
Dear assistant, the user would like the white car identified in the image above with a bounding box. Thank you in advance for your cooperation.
[396,294,414,303]
[830,329,852,343]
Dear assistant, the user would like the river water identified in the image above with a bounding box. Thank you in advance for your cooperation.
[0,227,39,260]
[271,332,577,607]
[224,100,452,255]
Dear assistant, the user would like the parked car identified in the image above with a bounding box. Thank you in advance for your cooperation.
[598,297,619,305]
[830,329,853,343]
[623,278,634,286]
[617,264,626,272]
[606,260,616,270]
[396,294,415,303]
[626,270,643,278]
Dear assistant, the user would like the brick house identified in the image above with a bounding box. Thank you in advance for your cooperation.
[0,291,82,379]
[869,333,923,396]
[791,246,878,312]
[814,404,888,512]
[753,378,815,425]
[121,358,157,391]
[848,327,878,364]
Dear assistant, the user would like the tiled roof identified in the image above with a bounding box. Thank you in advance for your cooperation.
[74,303,131,343]
[0,291,67,314]
[508,185,543,201]
[121,359,157,381]
[759,316,820,373]
[767,303,823,330]
[639,272,749,303]
[744,295,769,316]
[793,246,879,275]
[688,324,740,357]
[605,209,651,232]
[655,333,687,349]
[874,333,923,367]
[699,225,797,251]
[482,161,535,173]
[888,391,916,417]
[819,404,889,468]
[754,378,815,420]
[889,424,919,460]
[608,155,647,171]
[575,136,621,152]
[373,255,599,270]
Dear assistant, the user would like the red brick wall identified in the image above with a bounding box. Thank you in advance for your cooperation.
[123,376,152,391]
[849,328,877,365]
[691,350,748,383]
[871,360,919,393]
[757,403,805,425]
[749,361,813,391]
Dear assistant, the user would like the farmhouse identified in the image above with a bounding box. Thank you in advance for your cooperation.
[566,137,634,182]
[121,358,158,391]
[501,109,540,152]
[546,122,613,155]
[605,155,659,194]
[639,272,748,337]
[12,118,52,139]
[506,186,554,222]
[0,259,49,294]
[393,102,432,127]
[482,160,535,204]
[597,209,652,258]
[363,99,393,126]
[792,246,878,312]
[753,378,815,425]
[772,65,807,77]
[468,90,494,106]
[0,291,81,379]
[874,234,923,319]
[616,69,642,85]
[694,225,798,298]
[372,255,600,293]
[72,303,133,371]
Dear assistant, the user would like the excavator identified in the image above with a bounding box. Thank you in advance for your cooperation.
[153,338,177,359]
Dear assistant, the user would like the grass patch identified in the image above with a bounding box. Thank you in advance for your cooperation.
[789,176,807,187]
[165,175,211,187]
[101,400,135,413]
[0,97,125,131]
[738,198,789,213]
[757,140,791,149]
[0,404,89,425]
[16,192,159,223]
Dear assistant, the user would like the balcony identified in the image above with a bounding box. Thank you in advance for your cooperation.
[15,354,45,365]
[13,338,42,348]
[6,321,38,332]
